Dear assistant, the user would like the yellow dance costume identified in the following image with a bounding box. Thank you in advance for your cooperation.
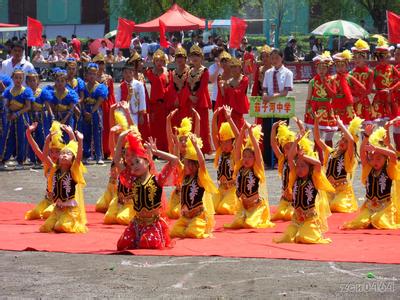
[25,121,64,220]
[343,128,400,229]
[271,124,296,221]
[275,138,334,243]
[170,138,217,239]
[40,141,88,233]
[225,126,275,229]
[95,163,118,213]
[213,122,239,215]
[104,174,135,225]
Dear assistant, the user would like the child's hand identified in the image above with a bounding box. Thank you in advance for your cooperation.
[110,125,121,133]
[168,108,178,118]
[189,133,197,145]
[314,111,324,121]
[223,105,233,119]
[61,124,73,134]
[27,122,38,132]
[364,144,376,153]
[110,103,119,110]
[335,115,344,127]
[192,107,200,120]
[144,137,158,153]
[74,130,84,142]
[120,101,129,111]
[364,124,374,137]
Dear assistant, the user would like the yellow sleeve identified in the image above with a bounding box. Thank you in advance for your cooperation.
[387,161,400,181]
[344,148,356,174]
[323,146,333,167]
[277,154,285,178]
[361,164,373,186]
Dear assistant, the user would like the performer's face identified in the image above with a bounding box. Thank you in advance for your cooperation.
[316,63,328,76]
[376,52,389,64]
[178,136,188,155]
[271,53,283,68]
[334,61,347,73]
[184,159,199,176]
[220,139,234,153]
[371,153,386,171]
[123,69,134,82]
[67,65,77,77]
[175,55,186,67]
[55,76,66,90]
[26,76,39,90]
[12,73,24,87]
[154,58,164,68]
[295,158,310,179]
[283,142,292,157]
[58,149,74,167]
[190,55,202,67]
[261,52,270,65]
[11,47,23,61]
[230,65,241,77]
[242,149,255,168]
[86,70,97,82]
[126,152,149,177]
[220,59,230,72]
[337,137,348,152]
[49,148,61,163]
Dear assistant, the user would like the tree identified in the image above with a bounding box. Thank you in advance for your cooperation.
[354,0,400,32]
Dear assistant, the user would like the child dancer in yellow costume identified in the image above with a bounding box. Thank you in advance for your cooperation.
[166,108,200,219]
[314,114,362,213]
[25,121,74,220]
[95,102,134,213]
[343,125,400,229]
[212,105,240,214]
[170,135,217,239]
[224,122,275,229]
[274,132,334,243]
[39,130,88,233]
[270,121,296,221]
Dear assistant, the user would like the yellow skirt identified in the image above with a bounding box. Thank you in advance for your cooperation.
[40,206,87,233]
[328,182,358,213]
[170,211,213,239]
[25,197,54,220]
[213,186,239,215]
[166,189,181,219]
[95,182,117,213]
[224,198,275,229]
[274,216,331,244]
[104,196,135,225]
[342,201,400,230]
[271,197,294,222]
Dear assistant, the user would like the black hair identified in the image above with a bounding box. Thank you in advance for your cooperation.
[270,48,284,58]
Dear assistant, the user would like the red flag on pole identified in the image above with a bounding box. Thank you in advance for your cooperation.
[115,18,135,48]
[27,17,43,47]
[159,19,169,49]
[229,16,247,49]
[387,10,400,44]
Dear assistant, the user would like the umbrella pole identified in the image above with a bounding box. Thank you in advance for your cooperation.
[338,36,341,51]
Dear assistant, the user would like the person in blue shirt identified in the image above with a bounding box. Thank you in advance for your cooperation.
[0,74,13,138]
[0,67,34,170]
[49,68,79,142]
[25,70,53,166]
[65,58,85,132]
[82,63,108,165]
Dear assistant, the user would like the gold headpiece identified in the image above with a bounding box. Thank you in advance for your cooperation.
[229,57,242,67]
[175,46,187,57]
[189,44,203,57]
[184,137,203,161]
[153,49,166,62]
[259,45,272,55]
[219,51,232,61]
[219,122,235,141]
[92,53,105,63]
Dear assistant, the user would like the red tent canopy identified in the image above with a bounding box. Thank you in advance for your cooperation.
[135,4,206,32]
[0,23,19,27]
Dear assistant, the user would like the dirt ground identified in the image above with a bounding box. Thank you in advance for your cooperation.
[0,83,399,299]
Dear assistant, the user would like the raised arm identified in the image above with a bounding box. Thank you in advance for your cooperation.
[120,101,135,126]
[298,152,322,173]
[223,105,240,138]
[313,112,329,152]
[190,134,206,172]
[113,129,131,171]
[192,108,201,137]
[360,124,374,166]
[248,123,263,170]
[212,107,222,150]
[61,124,76,141]
[235,123,247,163]
[25,123,45,162]
[42,132,55,168]
[271,121,284,158]
[293,116,306,135]
[336,116,354,155]
[166,109,178,154]
[74,130,83,165]
[144,137,179,166]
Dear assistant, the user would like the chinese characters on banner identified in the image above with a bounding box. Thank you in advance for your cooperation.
[249,96,295,118]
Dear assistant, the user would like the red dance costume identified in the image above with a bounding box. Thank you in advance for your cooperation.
[100,75,116,158]
[393,64,400,117]
[145,68,170,151]
[187,66,212,154]
[224,75,250,130]
[167,66,190,127]
[117,163,174,250]
[372,63,400,122]
[351,66,374,122]
[304,75,336,130]
[331,72,365,125]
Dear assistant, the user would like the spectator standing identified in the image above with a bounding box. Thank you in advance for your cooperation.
[39,34,52,59]
[98,40,109,56]
[284,38,298,62]
[53,35,68,57]
[71,34,81,56]
[1,41,34,79]
[140,36,150,59]
[115,50,126,62]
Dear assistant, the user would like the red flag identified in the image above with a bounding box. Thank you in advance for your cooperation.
[387,10,400,44]
[27,17,43,47]
[159,19,169,48]
[115,18,135,48]
[229,16,247,49]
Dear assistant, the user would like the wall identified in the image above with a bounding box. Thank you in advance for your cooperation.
[37,0,81,24]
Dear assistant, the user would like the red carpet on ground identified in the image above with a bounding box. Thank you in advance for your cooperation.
[0,202,399,264]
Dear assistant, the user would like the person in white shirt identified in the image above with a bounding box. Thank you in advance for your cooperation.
[39,35,52,59]
[98,40,109,56]
[261,48,293,169]
[208,47,224,110]
[1,41,34,80]
[115,64,146,125]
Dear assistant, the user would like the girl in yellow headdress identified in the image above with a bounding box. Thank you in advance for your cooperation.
[170,135,218,239]
[314,114,362,213]
[25,121,72,220]
[274,132,334,244]
[342,124,400,229]
[165,108,200,219]
[212,105,239,215]
[224,122,275,229]
[95,103,134,213]
[270,120,297,221]
[39,130,87,233]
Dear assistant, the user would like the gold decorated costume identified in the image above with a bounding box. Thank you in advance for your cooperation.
[25,121,64,220]
[271,123,295,221]
[343,128,400,229]
[275,136,334,243]
[40,141,88,233]
[213,122,239,215]
[225,126,275,229]
[95,163,118,213]
[170,138,217,239]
